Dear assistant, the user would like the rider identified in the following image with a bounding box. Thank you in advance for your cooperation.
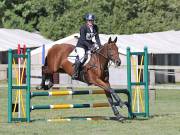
[72,13,101,79]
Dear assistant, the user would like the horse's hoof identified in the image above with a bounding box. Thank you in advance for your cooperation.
[118,101,125,108]
[119,102,124,108]
[124,101,129,108]
[116,114,125,122]
[44,85,50,90]
[71,76,78,80]
[118,117,125,122]
[36,86,43,90]
[36,85,50,91]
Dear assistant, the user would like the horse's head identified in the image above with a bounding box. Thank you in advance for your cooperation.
[104,37,121,66]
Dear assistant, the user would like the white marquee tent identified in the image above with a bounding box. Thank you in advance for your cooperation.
[31,30,180,65]
[30,30,180,86]
[0,28,53,51]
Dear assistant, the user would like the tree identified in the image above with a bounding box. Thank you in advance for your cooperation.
[1,0,179,40]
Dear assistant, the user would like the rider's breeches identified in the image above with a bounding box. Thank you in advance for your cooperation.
[76,47,85,63]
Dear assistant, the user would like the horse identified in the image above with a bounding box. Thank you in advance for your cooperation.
[36,37,127,121]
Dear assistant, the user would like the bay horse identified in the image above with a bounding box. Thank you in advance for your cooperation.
[37,37,126,121]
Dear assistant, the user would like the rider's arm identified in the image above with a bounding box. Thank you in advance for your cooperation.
[80,26,92,50]
[94,25,101,46]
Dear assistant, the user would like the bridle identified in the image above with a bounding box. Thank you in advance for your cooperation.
[95,42,117,62]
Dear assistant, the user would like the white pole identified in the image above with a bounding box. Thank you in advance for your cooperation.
[18,45,21,118]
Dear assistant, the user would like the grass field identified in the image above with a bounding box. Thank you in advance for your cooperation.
[0,84,180,135]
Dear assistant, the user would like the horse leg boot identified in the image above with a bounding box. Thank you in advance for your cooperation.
[36,66,47,90]
[109,88,125,108]
[105,91,125,121]
[46,74,54,90]
[90,79,125,120]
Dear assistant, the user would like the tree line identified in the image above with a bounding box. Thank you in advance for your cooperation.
[0,0,179,40]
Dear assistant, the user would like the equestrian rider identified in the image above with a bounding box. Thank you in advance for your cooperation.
[72,13,101,79]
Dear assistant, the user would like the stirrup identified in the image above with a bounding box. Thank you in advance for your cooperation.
[72,71,79,79]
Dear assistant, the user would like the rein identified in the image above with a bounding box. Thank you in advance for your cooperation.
[95,45,109,60]
[93,44,114,68]
[95,43,114,61]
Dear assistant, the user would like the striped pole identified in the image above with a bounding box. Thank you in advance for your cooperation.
[31,103,115,110]
[31,89,129,97]
[47,118,93,122]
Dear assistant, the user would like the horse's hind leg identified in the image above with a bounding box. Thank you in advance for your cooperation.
[36,66,47,90]
[45,73,54,90]
[36,66,54,90]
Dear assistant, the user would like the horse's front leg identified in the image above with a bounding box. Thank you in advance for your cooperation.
[104,82,125,121]
[36,65,47,90]
[91,78,125,121]
[36,65,54,90]
[94,79,125,108]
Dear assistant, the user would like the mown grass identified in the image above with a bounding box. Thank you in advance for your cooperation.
[0,84,179,135]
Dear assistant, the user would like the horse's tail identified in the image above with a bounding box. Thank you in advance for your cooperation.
[44,56,48,66]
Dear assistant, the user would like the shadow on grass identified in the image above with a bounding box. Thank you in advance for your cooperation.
[126,113,177,122]
[150,113,177,119]
[31,115,134,123]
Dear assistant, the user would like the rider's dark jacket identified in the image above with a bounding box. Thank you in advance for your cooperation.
[76,24,101,51]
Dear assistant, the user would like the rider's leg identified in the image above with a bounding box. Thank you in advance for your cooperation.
[72,58,81,79]
[72,47,85,79]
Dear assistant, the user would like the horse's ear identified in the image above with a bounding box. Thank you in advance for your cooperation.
[108,37,112,44]
[114,37,117,43]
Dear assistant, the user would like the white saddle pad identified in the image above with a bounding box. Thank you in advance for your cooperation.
[67,49,91,65]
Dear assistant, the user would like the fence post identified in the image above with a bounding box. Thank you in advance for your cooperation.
[127,47,133,118]
[26,49,31,122]
[8,49,12,123]
[144,47,149,117]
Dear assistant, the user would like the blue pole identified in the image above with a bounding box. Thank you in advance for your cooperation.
[42,44,45,65]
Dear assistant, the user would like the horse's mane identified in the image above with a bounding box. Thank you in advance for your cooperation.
[98,42,108,52]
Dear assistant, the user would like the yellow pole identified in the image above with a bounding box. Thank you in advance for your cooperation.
[138,56,145,112]
[12,58,26,117]
[12,58,19,117]
[20,59,26,117]
[131,56,138,112]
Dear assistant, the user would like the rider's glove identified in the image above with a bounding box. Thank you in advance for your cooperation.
[91,43,99,53]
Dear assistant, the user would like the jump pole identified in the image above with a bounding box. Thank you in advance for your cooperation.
[31,103,115,110]
[31,89,129,97]
[17,44,21,118]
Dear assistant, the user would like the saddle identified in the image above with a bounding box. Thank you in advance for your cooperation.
[67,49,91,66]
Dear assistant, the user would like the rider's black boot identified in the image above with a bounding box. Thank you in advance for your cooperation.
[72,60,81,80]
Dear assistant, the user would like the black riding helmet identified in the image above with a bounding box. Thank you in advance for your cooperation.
[84,13,95,21]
